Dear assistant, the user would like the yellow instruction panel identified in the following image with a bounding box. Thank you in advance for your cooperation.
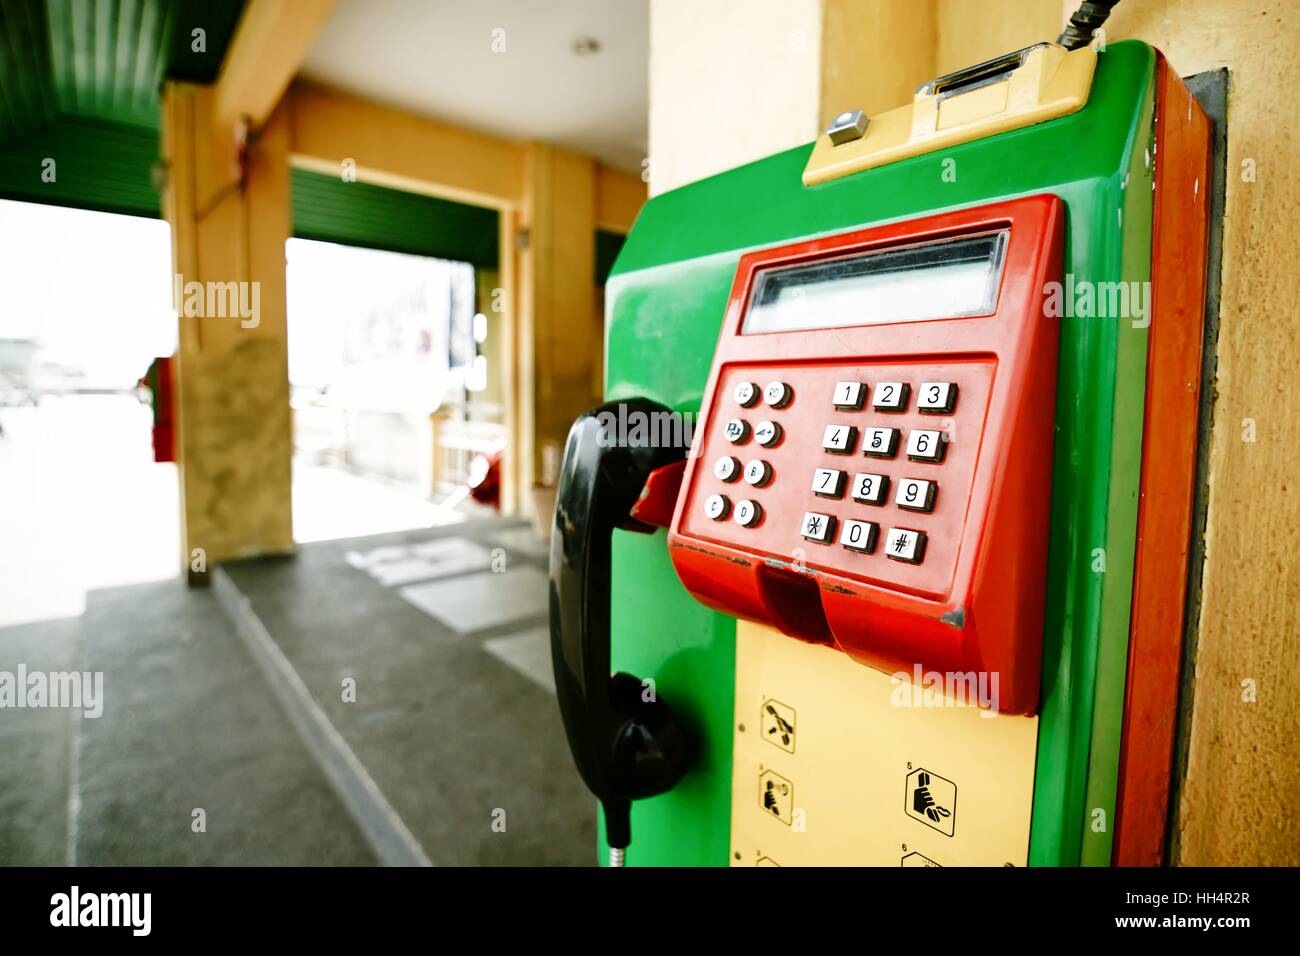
[730,621,1039,867]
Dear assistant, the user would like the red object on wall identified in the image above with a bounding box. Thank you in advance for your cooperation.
[148,354,176,463]
[1112,55,1212,866]
[667,196,1063,717]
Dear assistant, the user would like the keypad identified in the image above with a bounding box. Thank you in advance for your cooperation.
[699,369,968,570]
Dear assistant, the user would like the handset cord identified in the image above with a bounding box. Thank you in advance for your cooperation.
[1057,1,1122,50]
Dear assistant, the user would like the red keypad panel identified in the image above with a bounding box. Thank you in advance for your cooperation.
[679,359,994,600]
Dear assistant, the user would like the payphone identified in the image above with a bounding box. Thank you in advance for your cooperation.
[551,35,1211,867]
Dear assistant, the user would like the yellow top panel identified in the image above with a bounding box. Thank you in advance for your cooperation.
[803,43,1098,186]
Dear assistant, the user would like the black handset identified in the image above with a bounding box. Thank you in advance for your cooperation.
[548,398,692,865]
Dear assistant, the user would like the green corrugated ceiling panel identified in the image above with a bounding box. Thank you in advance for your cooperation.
[291,167,501,269]
[0,0,244,143]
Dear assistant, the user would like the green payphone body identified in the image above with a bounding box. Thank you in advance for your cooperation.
[550,39,1211,867]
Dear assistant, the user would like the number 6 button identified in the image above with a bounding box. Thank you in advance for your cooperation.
[906,428,946,463]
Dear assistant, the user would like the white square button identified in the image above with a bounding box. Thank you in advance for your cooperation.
[885,527,926,564]
[905,429,946,462]
[917,382,957,414]
[851,472,889,505]
[895,478,936,512]
[832,381,866,410]
[872,382,910,412]
[800,511,836,544]
[822,424,858,454]
[862,426,899,458]
[840,519,878,553]
[812,468,846,498]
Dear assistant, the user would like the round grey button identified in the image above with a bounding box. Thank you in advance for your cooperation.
[733,381,759,407]
[723,418,750,444]
[743,459,773,487]
[754,420,782,447]
[713,456,741,482]
[734,499,762,528]
[704,494,730,520]
[764,381,793,408]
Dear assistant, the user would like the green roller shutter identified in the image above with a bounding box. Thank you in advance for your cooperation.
[291,167,500,268]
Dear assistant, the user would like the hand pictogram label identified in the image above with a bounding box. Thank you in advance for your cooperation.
[904,767,957,837]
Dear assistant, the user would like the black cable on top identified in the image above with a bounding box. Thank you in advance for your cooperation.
[1057,0,1123,50]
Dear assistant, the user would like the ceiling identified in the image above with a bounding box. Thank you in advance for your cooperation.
[0,0,245,142]
[300,0,649,172]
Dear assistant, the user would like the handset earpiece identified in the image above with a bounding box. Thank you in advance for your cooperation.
[549,399,692,864]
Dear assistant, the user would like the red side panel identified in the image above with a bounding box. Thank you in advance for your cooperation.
[1113,54,1212,866]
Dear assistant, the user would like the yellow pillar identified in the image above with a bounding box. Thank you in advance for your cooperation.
[518,143,599,516]
[160,83,294,578]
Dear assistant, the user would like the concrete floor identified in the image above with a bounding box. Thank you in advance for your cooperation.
[0,517,594,866]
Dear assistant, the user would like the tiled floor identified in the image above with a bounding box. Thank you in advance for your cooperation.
[399,565,549,635]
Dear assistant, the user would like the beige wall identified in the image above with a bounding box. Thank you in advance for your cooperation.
[649,0,1300,864]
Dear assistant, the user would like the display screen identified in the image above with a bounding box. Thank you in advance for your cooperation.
[741,230,1008,334]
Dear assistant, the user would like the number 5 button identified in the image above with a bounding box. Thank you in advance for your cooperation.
[906,428,946,463]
